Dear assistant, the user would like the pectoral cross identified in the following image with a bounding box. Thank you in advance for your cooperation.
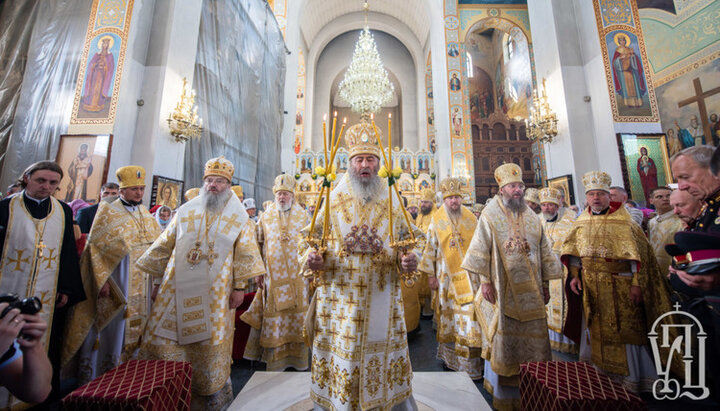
[206,247,219,266]
[9,249,30,271]
[36,240,46,258]
[181,210,202,232]
[221,213,243,235]
[187,242,205,267]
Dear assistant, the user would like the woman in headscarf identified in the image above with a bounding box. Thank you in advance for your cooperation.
[154,205,172,230]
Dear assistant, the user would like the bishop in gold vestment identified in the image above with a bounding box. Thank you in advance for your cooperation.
[137,157,265,409]
[462,164,560,411]
[538,187,577,354]
[415,188,437,317]
[419,177,483,378]
[301,121,421,411]
[63,166,161,383]
[562,171,674,392]
[241,174,310,370]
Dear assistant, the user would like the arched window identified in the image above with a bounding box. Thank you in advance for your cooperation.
[465,52,473,78]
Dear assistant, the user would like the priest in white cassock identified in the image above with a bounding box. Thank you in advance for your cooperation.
[300,120,421,411]
[63,165,161,384]
[241,173,310,371]
[646,186,683,277]
[538,187,577,354]
[461,163,561,411]
[418,177,483,379]
[136,156,265,409]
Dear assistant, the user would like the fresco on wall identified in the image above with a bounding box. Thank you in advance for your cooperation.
[470,67,493,123]
[656,58,720,149]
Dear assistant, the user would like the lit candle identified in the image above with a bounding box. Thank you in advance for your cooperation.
[387,118,393,243]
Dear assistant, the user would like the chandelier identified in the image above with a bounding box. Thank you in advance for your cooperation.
[167,77,203,143]
[526,78,558,143]
[338,1,394,116]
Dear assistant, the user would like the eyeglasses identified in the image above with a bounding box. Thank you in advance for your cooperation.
[204,177,228,185]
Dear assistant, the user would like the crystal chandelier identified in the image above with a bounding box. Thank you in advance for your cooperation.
[338,1,394,115]
[526,78,558,143]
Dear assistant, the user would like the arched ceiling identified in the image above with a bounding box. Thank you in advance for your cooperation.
[299,0,431,48]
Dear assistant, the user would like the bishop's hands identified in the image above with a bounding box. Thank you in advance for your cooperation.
[229,290,245,309]
[481,283,496,304]
[428,276,439,290]
[308,251,324,271]
[570,277,582,295]
[400,253,417,273]
[629,286,643,305]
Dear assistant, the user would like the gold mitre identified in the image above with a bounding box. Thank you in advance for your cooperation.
[344,120,382,159]
[419,188,435,202]
[407,197,419,208]
[116,165,145,189]
[494,163,523,188]
[538,187,562,205]
[582,171,611,193]
[524,187,540,204]
[273,174,295,193]
[305,195,317,207]
[204,156,234,181]
[184,187,200,201]
[231,185,243,199]
[472,203,484,214]
[440,177,463,199]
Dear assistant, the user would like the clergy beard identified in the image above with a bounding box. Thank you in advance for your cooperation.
[502,196,527,214]
[420,204,433,215]
[542,211,557,221]
[349,167,384,204]
[276,199,292,212]
[447,206,462,220]
[201,186,232,214]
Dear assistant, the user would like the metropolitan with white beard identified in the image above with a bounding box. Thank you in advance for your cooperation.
[136,156,266,409]
[241,173,310,371]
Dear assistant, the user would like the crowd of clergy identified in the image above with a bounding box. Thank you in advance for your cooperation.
[0,140,719,410]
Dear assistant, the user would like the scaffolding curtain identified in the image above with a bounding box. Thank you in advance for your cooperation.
[0,0,90,190]
[187,0,286,202]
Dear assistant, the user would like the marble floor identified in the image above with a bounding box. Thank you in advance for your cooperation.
[229,371,491,411]
[229,317,720,410]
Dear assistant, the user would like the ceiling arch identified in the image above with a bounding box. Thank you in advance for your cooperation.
[299,0,431,48]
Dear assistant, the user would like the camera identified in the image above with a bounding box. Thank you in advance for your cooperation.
[0,293,42,318]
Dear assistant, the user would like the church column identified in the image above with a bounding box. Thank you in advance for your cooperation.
[429,0,452,182]
[128,0,202,201]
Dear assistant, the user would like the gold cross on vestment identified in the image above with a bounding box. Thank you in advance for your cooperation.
[345,294,359,310]
[181,210,202,232]
[391,307,401,324]
[334,276,349,293]
[327,292,340,310]
[341,327,357,350]
[345,260,360,275]
[351,310,364,329]
[41,248,58,269]
[221,213,243,235]
[9,249,30,271]
[336,309,348,329]
[318,307,332,327]
[353,277,367,297]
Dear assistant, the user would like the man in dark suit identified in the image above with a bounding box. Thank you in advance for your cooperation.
[76,182,119,233]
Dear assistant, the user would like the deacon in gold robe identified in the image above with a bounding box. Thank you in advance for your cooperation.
[415,187,437,316]
[241,174,310,370]
[462,163,560,411]
[647,186,684,277]
[538,187,577,354]
[137,157,265,409]
[63,166,162,384]
[562,171,674,392]
[300,120,421,411]
[419,177,483,378]
[0,161,84,407]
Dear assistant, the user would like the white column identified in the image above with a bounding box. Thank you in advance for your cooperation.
[125,0,202,202]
